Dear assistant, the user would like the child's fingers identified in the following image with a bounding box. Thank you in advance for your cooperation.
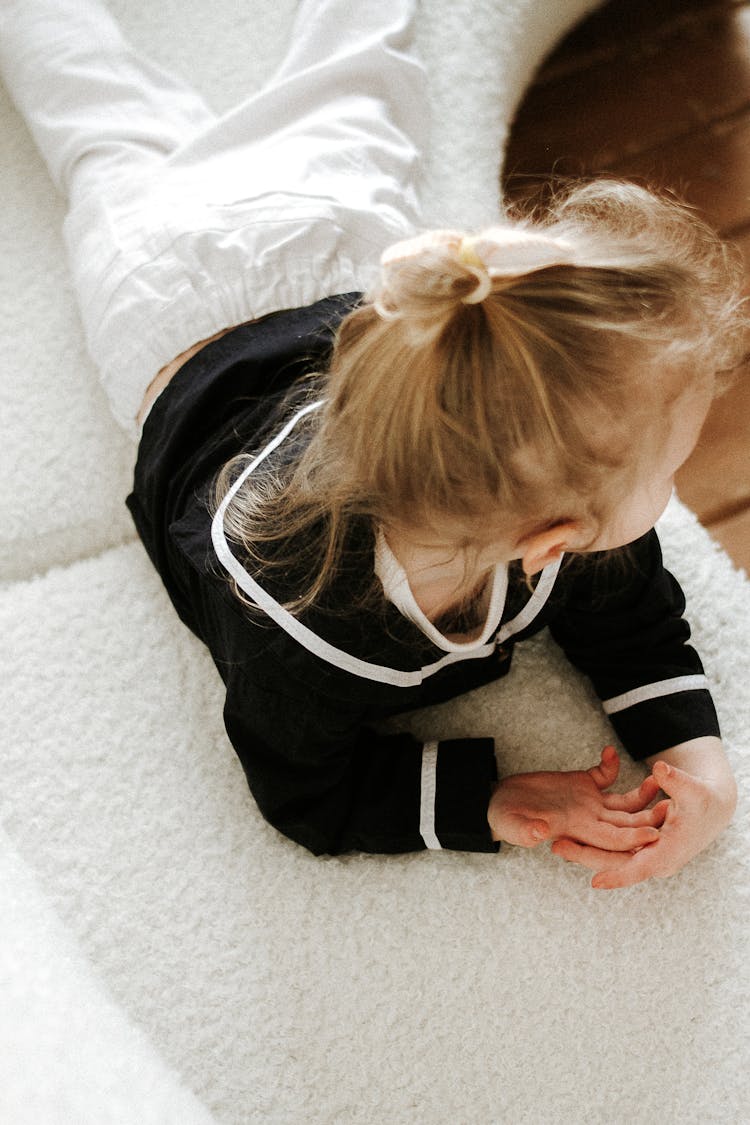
[602,799,669,830]
[587,745,620,790]
[601,774,661,813]
[590,822,661,852]
[554,821,659,854]
[651,759,700,799]
[553,836,674,889]
[552,838,655,882]
[551,838,619,870]
[592,834,690,888]
[591,863,649,890]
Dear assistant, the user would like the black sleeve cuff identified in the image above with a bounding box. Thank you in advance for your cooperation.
[431,738,500,853]
[608,689,721,760]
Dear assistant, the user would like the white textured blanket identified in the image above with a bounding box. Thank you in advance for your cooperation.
[1,2,748,1123]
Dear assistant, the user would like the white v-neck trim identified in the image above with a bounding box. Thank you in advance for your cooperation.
[374,529,509,653]
[210,400,564,685]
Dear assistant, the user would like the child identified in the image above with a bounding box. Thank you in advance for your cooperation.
[1,0,742,888]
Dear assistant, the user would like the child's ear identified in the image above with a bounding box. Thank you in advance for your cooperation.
[518,521,582,576]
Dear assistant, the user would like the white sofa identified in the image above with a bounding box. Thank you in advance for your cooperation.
[2,2,748,1122]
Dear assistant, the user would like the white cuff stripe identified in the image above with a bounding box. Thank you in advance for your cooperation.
[602,674,709,715]
[419,742,442,850]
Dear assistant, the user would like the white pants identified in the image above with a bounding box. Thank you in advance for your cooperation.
[0,0,426,436]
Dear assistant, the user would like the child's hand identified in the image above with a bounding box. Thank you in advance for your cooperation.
[551,750,737,889]
[487,745,662,850]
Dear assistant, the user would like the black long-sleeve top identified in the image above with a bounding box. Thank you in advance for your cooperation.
[127,294,720,856]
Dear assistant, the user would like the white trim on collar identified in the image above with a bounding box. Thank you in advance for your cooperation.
[211,402,563,686]
[374,528,509,653]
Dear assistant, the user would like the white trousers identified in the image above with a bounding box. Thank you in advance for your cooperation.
[0,0,426,436]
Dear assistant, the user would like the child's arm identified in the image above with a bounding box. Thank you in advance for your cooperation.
[222,665,504,856]
[550,736,737,888]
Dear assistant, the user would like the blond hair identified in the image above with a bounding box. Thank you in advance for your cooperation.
[215,180,747,615]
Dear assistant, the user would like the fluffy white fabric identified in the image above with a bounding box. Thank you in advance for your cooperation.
[1,2,748,1122]
[0,823,215,1125]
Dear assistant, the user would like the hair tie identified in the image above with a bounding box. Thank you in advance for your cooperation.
[376,226,573,319]
[458,238,493,304]
[464,227,575,277]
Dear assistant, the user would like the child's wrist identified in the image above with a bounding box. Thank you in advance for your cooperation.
[646,735,731,782]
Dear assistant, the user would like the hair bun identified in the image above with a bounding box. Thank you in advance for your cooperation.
[375,226,577,321]
[376,229,499,320]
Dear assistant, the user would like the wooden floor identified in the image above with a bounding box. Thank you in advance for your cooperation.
[504,0,750,574]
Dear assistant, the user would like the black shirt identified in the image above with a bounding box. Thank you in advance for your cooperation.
[127,294,720,856]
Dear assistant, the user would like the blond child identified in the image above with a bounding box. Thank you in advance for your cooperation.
[1,0,742,887]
